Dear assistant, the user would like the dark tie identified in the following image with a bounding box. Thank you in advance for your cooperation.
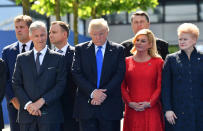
[21,44,26,53]
[96,46,103,88]
[57,50,63,53]
[36,52,41,73]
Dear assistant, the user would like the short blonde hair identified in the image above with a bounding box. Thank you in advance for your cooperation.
[177,23,199,39]
[14,15,32,27]
[29,21,47,35]
[131,29,161,58]
[88,18,109,33]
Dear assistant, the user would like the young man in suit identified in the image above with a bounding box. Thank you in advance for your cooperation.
[12,21,66,131]
[121,11,169,60]
[0,59,6,131]
[2,15,33,131]
[72,18,125,131]
[49,21,79,131]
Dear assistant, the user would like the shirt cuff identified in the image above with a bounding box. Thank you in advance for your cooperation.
[24,101,32,110]
[90,89,97,98]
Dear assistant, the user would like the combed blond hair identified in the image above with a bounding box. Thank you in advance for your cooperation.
[130,29,161,58]
[177,23,199,40]
[88,18,109,33]
[14,15,32,27]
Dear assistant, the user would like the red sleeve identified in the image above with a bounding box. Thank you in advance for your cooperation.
[150,58,164,107]
[121,58,132,104]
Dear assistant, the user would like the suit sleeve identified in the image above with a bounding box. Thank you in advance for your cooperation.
[150,59,164,107]
[2,49,15,102]
[121,61,131,104]
[42,55,66,106]
[0,60,6,102]
[12,55,31,107]
[104,47,126,96]
[71,46,95,97]
[161,56,172,112]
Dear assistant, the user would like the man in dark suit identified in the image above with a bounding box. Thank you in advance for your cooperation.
[12,21,66,131]
[72,18,125,131]
[0,59,6,131]
[49,21,79,131]
[2,15,33,131]
[121,11,169,60]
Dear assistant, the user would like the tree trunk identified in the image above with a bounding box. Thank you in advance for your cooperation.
[73,0,78,45]
[55,0,61,20]
[22,0,30,15]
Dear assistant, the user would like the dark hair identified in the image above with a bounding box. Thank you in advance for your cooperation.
[51,21,70,37]
[14,15,32,28]
[131,11,150,23]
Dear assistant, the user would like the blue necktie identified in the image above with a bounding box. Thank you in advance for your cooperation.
[96,46,103,88]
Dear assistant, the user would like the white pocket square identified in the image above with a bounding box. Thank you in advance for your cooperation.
[48,67,55,69]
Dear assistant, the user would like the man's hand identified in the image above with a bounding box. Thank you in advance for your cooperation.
[92,89,107,103]
[26,98,45,116]
[91,99,102,105]
[165,110,177,125]
[10,97,20,110]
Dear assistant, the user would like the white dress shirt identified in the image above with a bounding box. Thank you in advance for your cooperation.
[18,40,32,53]
[33,46,48,65]
[55,43,69,56]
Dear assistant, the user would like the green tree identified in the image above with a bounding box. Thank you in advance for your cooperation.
[15,0,158,45]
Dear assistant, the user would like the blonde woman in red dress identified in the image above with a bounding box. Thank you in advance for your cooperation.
[121,29,164,131]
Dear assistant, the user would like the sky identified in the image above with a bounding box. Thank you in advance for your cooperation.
[0,0,22,30]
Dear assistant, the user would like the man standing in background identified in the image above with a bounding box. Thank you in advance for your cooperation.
[2,15,33,131]
[49,21,79,131]
[121,11,169,60]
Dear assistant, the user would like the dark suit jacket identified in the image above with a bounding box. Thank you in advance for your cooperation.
[12,48,66,124]
[162,48,203,131]
[61,45,77,120]
[0,59,6,129]
[72,40,125,120]
[121,37,169,60]
[2,42,33,102]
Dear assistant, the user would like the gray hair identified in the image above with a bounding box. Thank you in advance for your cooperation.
[88,18,109,33]
[29,21,47,35]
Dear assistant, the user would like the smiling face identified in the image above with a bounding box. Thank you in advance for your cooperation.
[178,33,196,51]
[30,27,47,51]
[134,34,152,52]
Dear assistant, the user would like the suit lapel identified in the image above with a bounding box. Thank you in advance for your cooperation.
[38,49,51,76]
[100,41,113,85]
[87,41,97,77]
[28,50,38,78]
[13,42,20,56]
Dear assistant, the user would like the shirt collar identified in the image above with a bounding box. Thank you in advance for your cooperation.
[55,43,69,53]
[95,40,107,50]
[18,40,32,48]
[34,45,48,56]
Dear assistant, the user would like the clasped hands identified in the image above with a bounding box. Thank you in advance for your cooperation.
[26,98,45,116]
[128,101,150,111]
[91,89,107,105]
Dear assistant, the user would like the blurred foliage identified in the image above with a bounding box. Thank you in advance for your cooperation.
[169,45,179,54]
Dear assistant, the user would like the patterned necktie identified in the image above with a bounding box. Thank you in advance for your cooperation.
[57,50,63,54]
[36,52,41,73]
[21,44,26,53]
[96,46,103,88]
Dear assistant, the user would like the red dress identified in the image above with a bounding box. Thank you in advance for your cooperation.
[121,56,164,131]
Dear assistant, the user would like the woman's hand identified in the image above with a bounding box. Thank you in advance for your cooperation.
[138,101,151,109]
[128,102,145,111]
[165,110,177,125]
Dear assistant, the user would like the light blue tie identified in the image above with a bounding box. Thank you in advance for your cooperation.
[96,46,103,88]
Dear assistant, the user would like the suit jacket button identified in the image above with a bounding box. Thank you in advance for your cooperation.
[182,112,184,114]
